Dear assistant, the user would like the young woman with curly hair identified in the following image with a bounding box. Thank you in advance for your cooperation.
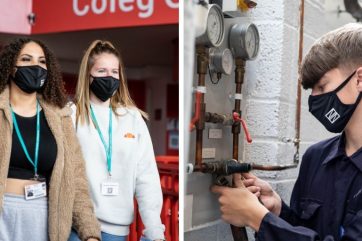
[0,38,101,241]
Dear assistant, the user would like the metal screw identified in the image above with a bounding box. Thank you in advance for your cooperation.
[28,13,36,25]
[281,137,292,143]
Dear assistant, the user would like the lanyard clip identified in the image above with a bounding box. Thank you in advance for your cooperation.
[32,173,39,181]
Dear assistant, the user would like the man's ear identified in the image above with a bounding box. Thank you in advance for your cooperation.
[357,67,362,92]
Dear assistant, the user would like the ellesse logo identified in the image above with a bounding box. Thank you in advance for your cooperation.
[325,108,340,124]
[124,133,135,139]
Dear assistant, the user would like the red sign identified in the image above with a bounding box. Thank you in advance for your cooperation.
[32,0,178,34]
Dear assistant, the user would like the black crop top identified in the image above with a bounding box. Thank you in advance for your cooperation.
[8,110,57,182]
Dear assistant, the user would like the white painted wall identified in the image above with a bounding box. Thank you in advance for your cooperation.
[184,0,355,240]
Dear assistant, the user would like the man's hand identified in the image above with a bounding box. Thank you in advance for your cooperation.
[211,174,269,231]
[242,172,282,216]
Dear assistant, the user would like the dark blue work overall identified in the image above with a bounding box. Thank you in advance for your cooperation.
[257,133,362,241]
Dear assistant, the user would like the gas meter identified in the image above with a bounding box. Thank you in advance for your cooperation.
[209,47,234,75]
[195,3,225,47]
[229,23,260,60]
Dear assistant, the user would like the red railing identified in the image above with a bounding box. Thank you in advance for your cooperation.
[128,156,179,241]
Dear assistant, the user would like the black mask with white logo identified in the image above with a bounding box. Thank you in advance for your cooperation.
[12,65,47,94]
[90,76,120,102]
[308,71,362,133]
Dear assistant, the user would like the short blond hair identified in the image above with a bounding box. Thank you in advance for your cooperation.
[301,23,362,89]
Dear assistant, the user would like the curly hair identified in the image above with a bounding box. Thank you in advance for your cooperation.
[0,38,67,108]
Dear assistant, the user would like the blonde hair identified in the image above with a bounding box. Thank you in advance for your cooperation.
[74,40,147,125]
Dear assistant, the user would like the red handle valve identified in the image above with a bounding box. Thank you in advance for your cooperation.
[233,112,252,143]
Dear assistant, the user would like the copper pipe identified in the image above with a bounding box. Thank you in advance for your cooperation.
[232,125,241,156]
[231,58,248,241]
[231,227,248,241]
[190,92,202,131]
[294,0,305,164]
[251,163,298,171]
[195,46,208,168]
[196,128,204,167]
[232,58,245,160]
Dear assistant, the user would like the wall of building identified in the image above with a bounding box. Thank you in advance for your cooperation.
[184,0,355,240]
[128,66,176,155]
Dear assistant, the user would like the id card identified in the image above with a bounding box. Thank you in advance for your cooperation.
[24,182,47,200]
[101,181,119,196]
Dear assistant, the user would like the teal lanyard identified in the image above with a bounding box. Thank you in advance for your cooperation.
[90,105,113,176]
[10,101,40,179]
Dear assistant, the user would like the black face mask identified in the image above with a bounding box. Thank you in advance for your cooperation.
[308,71,362,133]
[90,76,120,102]
[12,65,47,94]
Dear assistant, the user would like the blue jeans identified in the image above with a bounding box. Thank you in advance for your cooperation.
[68,230,127,241]
[140,237,152,241]
[68,230,153,241]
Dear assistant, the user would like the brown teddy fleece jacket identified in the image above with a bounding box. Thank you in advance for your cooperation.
[0,87,101,241]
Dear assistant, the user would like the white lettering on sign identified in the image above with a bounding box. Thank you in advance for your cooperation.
[137,0,153,18]
[165,0,178,8]
[119,0,134,13]
[73,0,157,18]
[110,0,116,12]
[73,0,90,16]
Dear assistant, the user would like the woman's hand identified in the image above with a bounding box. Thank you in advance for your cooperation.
[242,172,282,216]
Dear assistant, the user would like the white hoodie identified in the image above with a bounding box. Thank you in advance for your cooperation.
[70,103,165,240]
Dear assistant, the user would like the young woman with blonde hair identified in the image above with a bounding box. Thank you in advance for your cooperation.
[0,38,100,241]
[68,40,165,241]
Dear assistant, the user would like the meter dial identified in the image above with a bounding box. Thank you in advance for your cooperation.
[196,4,225,47]
[209,48,234,75]
[221,48,234,75]
[229,23,260,60]
[207,5,224,47]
